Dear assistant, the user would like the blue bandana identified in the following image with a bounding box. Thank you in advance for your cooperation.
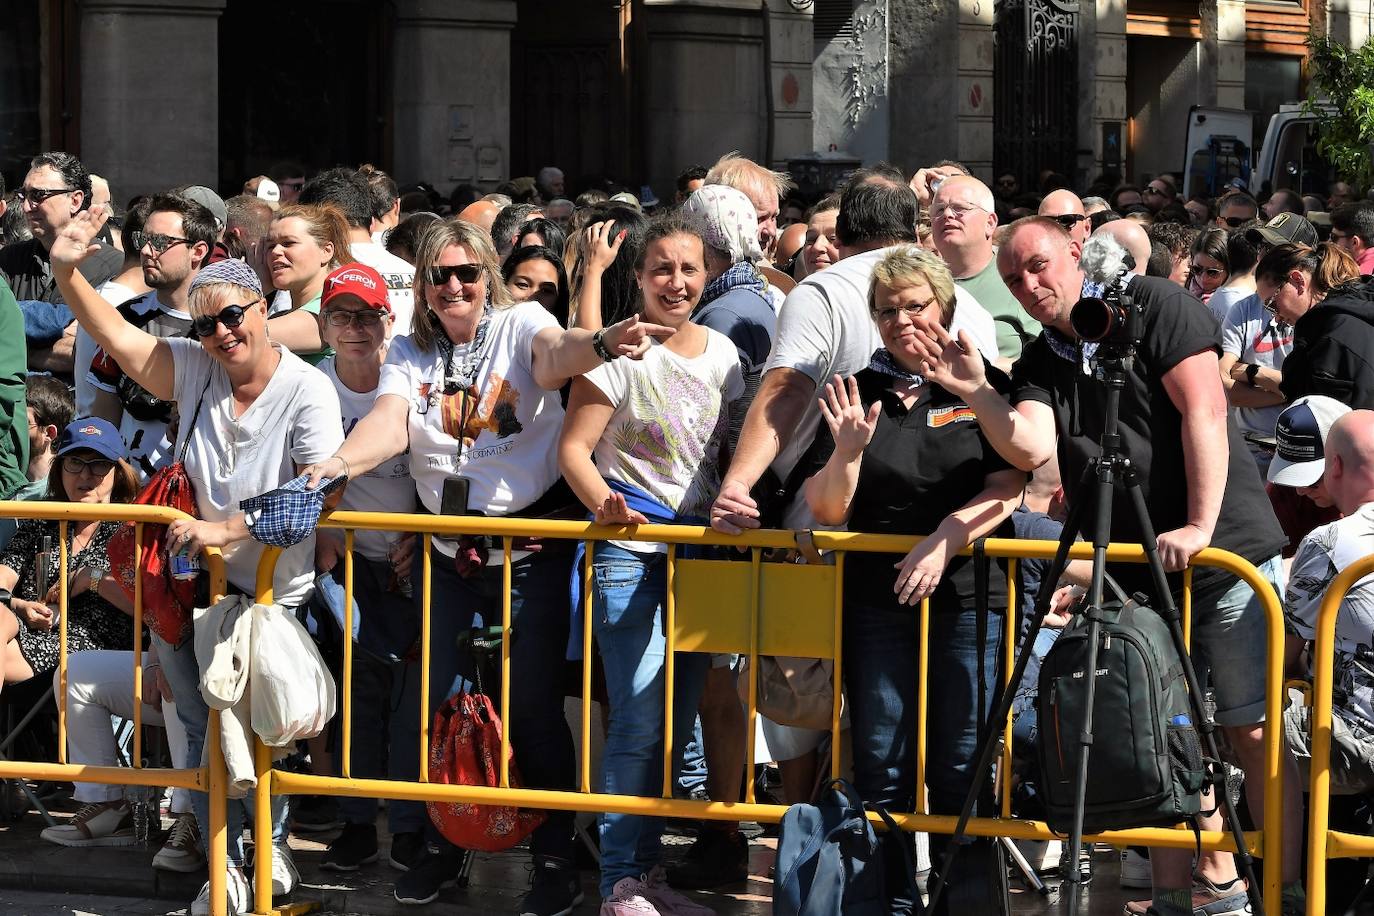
[867,348,925,386]
[700,261,767,308]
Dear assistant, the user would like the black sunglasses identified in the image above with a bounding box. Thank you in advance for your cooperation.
[192,300,262,338]
[426,264,483,286]
[17,186,75,204]
[131,231,192,255]
[1051,214,1087,229]
[1221,216,1248,228]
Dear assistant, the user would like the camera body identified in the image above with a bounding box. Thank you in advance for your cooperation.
[1070,275,1143,351]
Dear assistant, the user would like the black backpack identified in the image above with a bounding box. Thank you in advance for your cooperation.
[1035,597,1206,835]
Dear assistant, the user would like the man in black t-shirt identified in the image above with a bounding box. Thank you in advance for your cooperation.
[916,217,1303,916]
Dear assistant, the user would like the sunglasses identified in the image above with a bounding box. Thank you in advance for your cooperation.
[1221,216,1249,228]
[1189,263,1227,279]
[324,308,385,328]
[426,264,483,286]
[191,300,262,337]
[1262,280,1288,314]
[1051,214,1087,229]
[62,455,116,476]
[17,186,74,204]
[131,231,192,254]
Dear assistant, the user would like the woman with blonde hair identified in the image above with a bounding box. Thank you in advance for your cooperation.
[265,202,356,361]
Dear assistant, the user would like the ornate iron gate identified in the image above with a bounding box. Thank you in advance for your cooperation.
[994,0,1080,189]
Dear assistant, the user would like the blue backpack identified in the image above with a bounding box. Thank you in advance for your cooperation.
[773,779,918,915]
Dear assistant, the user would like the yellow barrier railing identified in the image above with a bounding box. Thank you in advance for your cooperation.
[1304,552,1374,916]
[239,511,1289,916]
[0,501,230,916]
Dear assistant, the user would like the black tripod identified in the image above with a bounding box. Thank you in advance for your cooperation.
[926,349,1264,916]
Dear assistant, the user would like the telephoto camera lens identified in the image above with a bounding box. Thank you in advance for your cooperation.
[1070,296,1130,343]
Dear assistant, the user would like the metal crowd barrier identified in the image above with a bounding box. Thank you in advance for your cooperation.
[240,511,1290,916]
[1303,552,1374,916]
[0,501,230,916]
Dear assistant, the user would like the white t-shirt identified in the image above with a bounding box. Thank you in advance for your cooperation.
[377,301,564,554]
[319,357,416,561]
[1220,291,1294,441]
[168,338,344,605]
[78,280,149,417]
[350,241,416,338]
[763,246,1000,482]
[586,330,744,553]
[1286,503,1374,732]
[1207,284,1253,325]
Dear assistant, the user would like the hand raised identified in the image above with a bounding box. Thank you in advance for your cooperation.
[604,314,676,360]
[818,375,880,460]
[49,207,110,270]
[913,324,985,398]
[584,221,626,275]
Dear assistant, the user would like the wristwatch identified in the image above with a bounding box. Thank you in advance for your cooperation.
[591,328,616,362]
[1245,363,1260,386]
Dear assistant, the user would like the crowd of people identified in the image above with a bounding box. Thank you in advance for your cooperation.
[0,148,1372,916]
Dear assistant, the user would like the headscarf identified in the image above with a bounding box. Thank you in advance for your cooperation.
[190,258,264,298]
[683,185,763,265]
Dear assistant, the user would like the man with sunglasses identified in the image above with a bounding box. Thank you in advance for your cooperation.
[1215,192,1259,230]
[0,152,122,376]
[1038,189,1091,245]
[86,192,215,479]
[1329,202,1374,276]
[931,175,1041,364]
[1142,177,1177,214]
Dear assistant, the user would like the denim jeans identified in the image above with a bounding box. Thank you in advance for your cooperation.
[592,542,709,898]
[844,601,1001,915]
[390,542,578,859]
[154,631,288,866]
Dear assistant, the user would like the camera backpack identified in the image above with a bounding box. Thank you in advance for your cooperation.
[1035,597,1206,835]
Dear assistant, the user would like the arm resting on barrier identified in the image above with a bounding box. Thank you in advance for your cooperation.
[1157,349,1229,572]
[558,379,649,526]
[712,366,816,533]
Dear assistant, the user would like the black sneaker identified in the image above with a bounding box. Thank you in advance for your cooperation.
[289,795,341,834]
[321,822,379,872]
[666,827,748,889]
[518,855,583,916]
[393,846,467,905]
[388,830,427,872]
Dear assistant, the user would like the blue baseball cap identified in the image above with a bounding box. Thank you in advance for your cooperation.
[1268,395,1352,488]
[56,417,127,462]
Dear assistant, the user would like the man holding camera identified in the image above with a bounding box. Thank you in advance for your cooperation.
[917,216,1303,916]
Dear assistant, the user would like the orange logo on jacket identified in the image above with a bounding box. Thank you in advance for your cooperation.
[927,405,977,428]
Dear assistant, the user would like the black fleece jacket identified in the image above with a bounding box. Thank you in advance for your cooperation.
[1281,281,1374,408]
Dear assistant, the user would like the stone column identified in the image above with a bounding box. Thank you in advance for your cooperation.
[1088,0,1128,182]
[391,0,518,190]
[766,0,815,166]
[956,0,995,179]
[1214,0,1246,109]
[814,0,890,165]
[80,0,226,199]
[889,1,958,171]
[1326,0,1373,49]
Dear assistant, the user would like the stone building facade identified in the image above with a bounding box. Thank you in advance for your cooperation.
[0,0,1368,201]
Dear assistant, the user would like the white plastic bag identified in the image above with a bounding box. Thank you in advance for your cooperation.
[249,603,336,747]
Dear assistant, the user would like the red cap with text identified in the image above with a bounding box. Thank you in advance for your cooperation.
[322,263,390,314]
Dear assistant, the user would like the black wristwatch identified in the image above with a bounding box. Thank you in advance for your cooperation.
[591,328,616,362]
[0,588,11,609]
[1245,363,1260,386]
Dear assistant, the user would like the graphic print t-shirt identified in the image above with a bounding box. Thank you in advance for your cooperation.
[584,330,744,552]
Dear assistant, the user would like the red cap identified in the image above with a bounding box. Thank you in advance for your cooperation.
[322,264,390,314]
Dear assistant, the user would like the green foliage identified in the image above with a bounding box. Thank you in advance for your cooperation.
[1305,33,1374,189]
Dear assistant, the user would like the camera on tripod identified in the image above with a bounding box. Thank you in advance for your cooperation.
[1068,236,1145,351]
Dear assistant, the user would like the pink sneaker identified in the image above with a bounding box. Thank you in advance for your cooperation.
[601,876,662,915]
[640,866,717,916]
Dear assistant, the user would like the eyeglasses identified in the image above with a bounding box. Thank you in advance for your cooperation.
[130,231,192,255]
[17,186,75,205]
[1262,280,1288,314]
[191,300,262,337]
[1189,263,1227,279]
[1330,230,1352,242]
[426,264,483,286]
[873,299,938,323]
[931,203,987,222]
[1144,185,1170,197]
[1221,216,1249,228]
[62,455,116,476]
[324,308,385,328]
[1051,214,1087,229]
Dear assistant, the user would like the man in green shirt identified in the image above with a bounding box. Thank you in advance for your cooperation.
[931,175,1042,364]
[0,278,31,500]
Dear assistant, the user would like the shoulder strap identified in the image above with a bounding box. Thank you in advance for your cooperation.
[868,803,921,909]
[176,375,214,464]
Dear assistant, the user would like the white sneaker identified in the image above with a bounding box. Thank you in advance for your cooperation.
[270,842,300,896]
[191,865,250,916]
[39,800,135,847]
[152,812,206,872]
[600,876,662,915]
[1120,847,1152,889]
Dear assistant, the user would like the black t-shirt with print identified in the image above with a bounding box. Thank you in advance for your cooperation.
[1011,275,1285,603]
[806,364,1023,615]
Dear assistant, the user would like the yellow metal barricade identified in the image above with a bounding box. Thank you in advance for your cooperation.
[1304,553,1374,916]
[241,511,1289,916]
[0,501,230,916]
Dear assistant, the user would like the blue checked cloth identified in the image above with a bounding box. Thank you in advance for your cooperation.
[240,474,347,548]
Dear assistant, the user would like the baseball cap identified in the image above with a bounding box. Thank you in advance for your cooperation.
[57,417,127,463]
[181,185,228,233]
[322,263,390,314]
[610,191,642,211]
[255,178,280,203]
[1267,395,1352,487]
[1246,212,1318,249]
[240,474,348,548]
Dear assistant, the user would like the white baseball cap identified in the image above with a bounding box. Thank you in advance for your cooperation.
[1267,395,1353,488]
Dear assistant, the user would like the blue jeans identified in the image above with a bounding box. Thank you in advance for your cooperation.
[390,543,578,859]
[845,601,1002,915]
[155,630,288,867]
[592,542,708,898]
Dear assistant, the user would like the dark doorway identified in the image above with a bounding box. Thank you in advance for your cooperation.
[218,0,392,195]
[510,0,622,193]
[993,0,1081,191]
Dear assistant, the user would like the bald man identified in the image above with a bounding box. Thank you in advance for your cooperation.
[456,199,500,235]
[931,175,1041,362]
[1091,219,1151,276]
[1038,189,1090,245]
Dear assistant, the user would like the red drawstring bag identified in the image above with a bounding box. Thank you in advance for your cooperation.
[108,384,209,646]
[426,690,545,852]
